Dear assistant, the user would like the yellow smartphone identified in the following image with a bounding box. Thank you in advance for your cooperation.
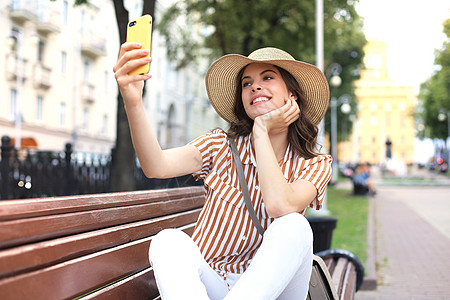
[126,14,152,75]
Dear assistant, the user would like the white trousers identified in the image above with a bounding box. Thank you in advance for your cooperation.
[148,213,313,300]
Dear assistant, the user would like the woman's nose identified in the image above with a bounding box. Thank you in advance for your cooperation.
[251,84,262,92]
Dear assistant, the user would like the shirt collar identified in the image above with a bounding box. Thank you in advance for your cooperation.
[236,133,255,165]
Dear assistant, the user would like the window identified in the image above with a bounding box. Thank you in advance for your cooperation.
[61,51,67,75]
[104,70,109,91]
[102,114,108,135]
[36,96,43,122]
[37,40,44,63]
[62,0,68,25]
[60,102,66,128]
[369,102,378,111]
[83,108,89,131]
[83,60,90,82]
[10,89,17,119]
[370,116,377,127]
[10,28,20,52]
[400,115,406,126]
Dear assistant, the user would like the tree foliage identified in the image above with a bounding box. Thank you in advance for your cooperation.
[158,0,366,141]
[419,18,450,139]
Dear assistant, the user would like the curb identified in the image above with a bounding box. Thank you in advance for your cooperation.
[359,195,377,290]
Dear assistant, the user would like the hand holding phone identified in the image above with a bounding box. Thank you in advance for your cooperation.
[126,15,152,75]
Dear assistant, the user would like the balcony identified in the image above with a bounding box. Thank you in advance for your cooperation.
[36,8,60,36]
[9,0,38,24]
[81,82,95,103]
[80,32,106,58]
[5,54,29,82]
[33,63,52,89]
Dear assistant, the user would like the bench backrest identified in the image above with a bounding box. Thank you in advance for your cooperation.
[322,255,357,300]
[0,186,205,300]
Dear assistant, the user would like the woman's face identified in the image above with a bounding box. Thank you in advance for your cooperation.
[240,63,297,120]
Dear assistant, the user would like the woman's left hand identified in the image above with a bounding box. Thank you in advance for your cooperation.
[253,98,300,135]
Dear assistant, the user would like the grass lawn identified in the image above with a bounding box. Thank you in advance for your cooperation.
[307,186,369,269]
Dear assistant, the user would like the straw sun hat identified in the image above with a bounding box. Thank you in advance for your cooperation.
[205,47,330,125]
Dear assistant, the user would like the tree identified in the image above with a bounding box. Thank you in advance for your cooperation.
[419,18,450,140]
[158,0,366,142]
[68,0,156,191]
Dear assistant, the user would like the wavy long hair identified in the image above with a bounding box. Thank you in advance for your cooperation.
[227,65,321,159]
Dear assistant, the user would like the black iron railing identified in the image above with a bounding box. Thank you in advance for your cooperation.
[0,136,201,200]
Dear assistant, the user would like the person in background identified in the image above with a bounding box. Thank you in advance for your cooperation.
[353,162,376,196]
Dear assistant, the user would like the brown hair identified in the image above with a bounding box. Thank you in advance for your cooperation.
[227,65,320,159]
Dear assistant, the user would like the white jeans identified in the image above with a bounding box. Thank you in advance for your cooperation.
[148,213,313,300]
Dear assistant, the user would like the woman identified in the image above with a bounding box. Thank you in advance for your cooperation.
[113,45,332,299]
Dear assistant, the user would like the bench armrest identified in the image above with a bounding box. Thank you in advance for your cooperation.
[315,248,365,291]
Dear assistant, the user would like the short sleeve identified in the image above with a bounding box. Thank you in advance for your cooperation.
[295,155,332,210]
[188,129,228,181]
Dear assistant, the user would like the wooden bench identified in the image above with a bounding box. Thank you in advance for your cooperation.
[0,186,361,300]
[310,249,364,300]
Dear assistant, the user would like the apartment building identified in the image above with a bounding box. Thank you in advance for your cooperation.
[1,0,225,154]
[0,0,119,153]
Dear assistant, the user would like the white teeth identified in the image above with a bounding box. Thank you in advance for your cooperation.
[253,97,269,104]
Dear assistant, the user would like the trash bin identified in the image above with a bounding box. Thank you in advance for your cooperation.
[306,217,338,253]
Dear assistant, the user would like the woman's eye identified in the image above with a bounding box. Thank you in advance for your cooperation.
[264,76,273,80]
[242,82,251,87]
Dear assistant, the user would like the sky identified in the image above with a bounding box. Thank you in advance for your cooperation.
[356,0,450,89]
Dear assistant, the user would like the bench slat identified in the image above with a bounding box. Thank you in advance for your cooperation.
[323,256,335,275]
[0,209,200,279]
[0,223,195,300]
[0,186,204,221]
[0,196,204,249]
[340,262,356,300]
[79,268,159,300]
[331,257,348,296]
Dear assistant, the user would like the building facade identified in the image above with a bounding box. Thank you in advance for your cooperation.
[1,0,225,155]
[341,40,417,165]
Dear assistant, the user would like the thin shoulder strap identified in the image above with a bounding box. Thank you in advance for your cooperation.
[229,136,265,236]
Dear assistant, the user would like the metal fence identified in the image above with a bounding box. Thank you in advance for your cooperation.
[0,136,201,200]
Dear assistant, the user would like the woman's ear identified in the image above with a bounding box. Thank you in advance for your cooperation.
[289,92,298,101]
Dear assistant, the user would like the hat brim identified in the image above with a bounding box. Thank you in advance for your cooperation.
[205,54,330,125]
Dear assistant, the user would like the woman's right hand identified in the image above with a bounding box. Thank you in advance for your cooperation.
[113,42,152,108]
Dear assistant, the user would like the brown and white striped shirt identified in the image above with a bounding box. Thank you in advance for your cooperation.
[189,129,332,276]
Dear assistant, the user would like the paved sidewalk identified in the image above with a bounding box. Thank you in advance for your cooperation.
[356,184,450,299]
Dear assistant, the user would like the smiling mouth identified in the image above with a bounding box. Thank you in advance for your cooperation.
[251,96,270,105]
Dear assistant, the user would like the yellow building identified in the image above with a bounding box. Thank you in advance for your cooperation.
[340,40,416,165]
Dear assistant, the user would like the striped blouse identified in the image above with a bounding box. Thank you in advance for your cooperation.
[189,129,332,277]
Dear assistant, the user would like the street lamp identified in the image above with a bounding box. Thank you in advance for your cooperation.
[438,109,450,139]
[438,109,450,164]
[330,94,351,183]
[326,62,344,184]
